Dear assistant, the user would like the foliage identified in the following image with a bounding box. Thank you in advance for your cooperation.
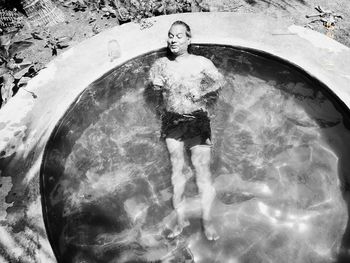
[0,31,36,107]
[30,29,73,56]
[55,0,204,28]
[0,8,24,34]
[44,34,72,56]
[58,0,100,11]
[305,5,343,29]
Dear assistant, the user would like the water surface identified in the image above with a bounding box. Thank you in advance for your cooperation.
[41,45,350,263]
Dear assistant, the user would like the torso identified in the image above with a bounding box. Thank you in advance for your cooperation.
[154,54,220,114]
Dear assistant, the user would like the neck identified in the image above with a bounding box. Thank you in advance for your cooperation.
[174,52,189,61]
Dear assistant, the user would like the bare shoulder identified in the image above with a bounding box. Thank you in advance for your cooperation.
[153,56,169,65]
[191,54,215,67]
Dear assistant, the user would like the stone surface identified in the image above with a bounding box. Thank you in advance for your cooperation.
[1,12,350,263]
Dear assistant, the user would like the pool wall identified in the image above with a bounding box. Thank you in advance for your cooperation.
[1,12,350,262]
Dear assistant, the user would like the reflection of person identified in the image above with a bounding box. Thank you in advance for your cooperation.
[149,21,224,240]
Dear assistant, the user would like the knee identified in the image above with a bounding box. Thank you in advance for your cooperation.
[171,158,184,175]
[171,171,187,187]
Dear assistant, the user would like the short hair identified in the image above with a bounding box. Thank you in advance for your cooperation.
[170,20,192,38]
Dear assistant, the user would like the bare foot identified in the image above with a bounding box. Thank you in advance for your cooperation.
[203,220,220,241]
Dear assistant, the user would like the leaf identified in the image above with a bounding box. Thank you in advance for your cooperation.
[77,0,86,5]
[28,63,44,77]
[1,73,15,105]
[57,42,69,49]
[52,47,58,56]
[31,32,44,40]
[55,36,72,42]
[156,4,164,13]
[13,55,23,63]
[13,63,32,79]
[0,31,18,47]
[0,66,9,77]
[8,41,33,58]
[0,47,9,61]
[88,17,97,23]
[109,9,117,14]
[17,76,32,86]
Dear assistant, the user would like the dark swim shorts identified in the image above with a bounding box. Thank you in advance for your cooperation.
[161,110,212,148]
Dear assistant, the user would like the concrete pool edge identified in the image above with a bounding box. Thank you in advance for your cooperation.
[1,12,350,262]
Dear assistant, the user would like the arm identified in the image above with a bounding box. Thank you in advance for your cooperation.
[148,59,165,91]
[147,59,166,114]
[192,58,225,102]
[202,59,225,95]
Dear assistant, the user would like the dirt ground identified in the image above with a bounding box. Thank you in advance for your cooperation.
[12,0,349,66]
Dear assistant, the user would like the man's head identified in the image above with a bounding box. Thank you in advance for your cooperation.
[167,21,191,56]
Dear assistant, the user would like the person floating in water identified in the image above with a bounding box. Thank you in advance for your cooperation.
[149,20,225,241]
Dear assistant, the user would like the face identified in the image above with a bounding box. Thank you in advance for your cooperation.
[167,24,191,56]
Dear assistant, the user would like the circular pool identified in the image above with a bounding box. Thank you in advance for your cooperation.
[41,44,349,263]
[1,12,350,263]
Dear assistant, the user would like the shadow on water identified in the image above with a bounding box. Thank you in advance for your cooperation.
[41,45,350,263]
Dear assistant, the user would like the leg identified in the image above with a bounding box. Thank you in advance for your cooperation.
[191,146,219,240]
[165,138,189,237]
